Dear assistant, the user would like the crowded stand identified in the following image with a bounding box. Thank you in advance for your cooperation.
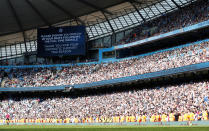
[0,80,208,123]
[116,0,209,45]
[0,0,209,127]
[2,40,209,88]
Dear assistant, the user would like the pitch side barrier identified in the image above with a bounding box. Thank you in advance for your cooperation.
[1,121,209,126]
[74,62,209,89]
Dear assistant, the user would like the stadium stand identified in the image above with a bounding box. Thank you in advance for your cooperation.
[0,0,208,126]
[0,80,209,123]
[116,0,209,45]
[2,39,209,88]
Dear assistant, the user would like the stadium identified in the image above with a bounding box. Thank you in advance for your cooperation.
[0,0,209,130]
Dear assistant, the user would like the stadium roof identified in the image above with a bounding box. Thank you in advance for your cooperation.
[0,0,193,45]
[0,0,147,36]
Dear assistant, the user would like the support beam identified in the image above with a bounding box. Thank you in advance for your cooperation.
[171,0,182,9]
[146,4,156,16]
[75,20,79,26]
[102,12,115,46]
[25,0,51,27]
[47,0,85,25]
[129,1,146,22]
[153,4,163,16]
[128,0,143,5]
[77,0,113,15]
[102,13,115,34]
[7,0,27,53]
[96,19,105,34]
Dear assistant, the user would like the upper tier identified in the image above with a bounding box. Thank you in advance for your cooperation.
[114,0,209,46]
[1,39,209,88]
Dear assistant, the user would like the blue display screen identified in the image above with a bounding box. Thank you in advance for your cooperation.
[37,26,86,57]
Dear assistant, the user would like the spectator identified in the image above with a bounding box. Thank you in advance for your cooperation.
[116,0,209,46]
[0,81,208,123]
[2,41,209,88]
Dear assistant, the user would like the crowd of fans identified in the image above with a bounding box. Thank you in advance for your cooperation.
[1,40,209,88]
[0,0,209,125]
[2,0,209,87]
[0,81,208,123]
[116,0,209,45]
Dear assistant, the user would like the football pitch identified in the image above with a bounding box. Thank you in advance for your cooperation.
[0,125,209,131]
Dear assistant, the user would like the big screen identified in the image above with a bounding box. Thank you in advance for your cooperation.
[37,26,85,57]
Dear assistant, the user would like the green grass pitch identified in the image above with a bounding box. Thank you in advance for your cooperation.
[0,125,209,131]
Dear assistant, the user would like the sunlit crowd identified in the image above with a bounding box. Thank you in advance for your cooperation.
[0,81,208,123]
[1,40,208,88]
[117,0,209,45]
[0,0,209,125]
